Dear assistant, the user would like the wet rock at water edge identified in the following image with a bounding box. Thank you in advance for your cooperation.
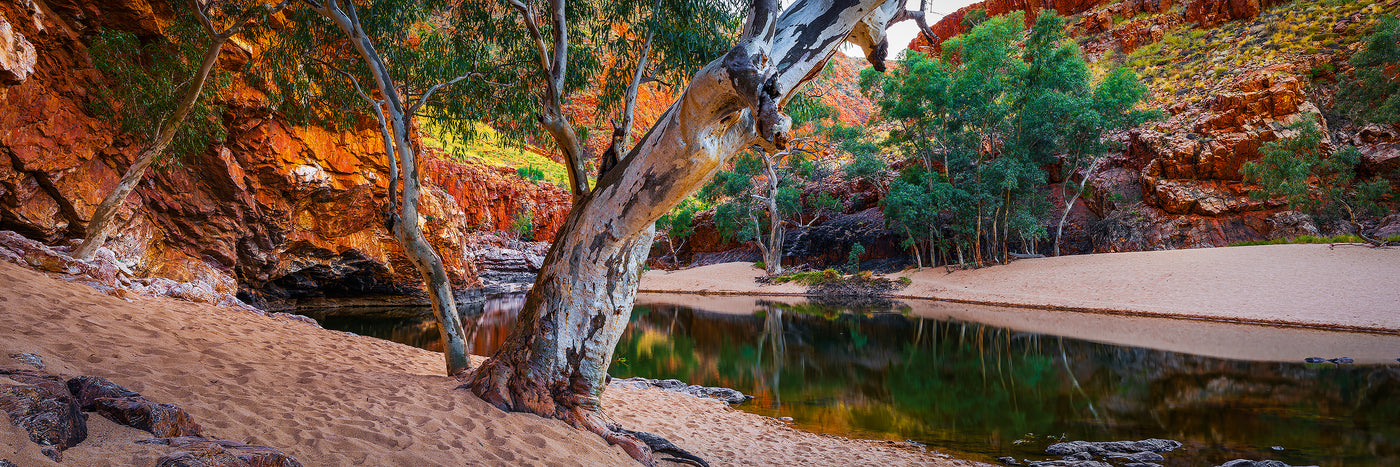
[1031,438,1181,467]
[608,377,753,404]
[1026,460,1111,467]
[1044,439,1182,456]
[1216,460,1312,467]
[996,457,1021,466]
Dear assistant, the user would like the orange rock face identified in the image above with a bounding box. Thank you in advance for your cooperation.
[0,1,571,307]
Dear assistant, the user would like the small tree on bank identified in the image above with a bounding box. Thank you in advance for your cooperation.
[74,0,290,261]
[1241,119,1395,244]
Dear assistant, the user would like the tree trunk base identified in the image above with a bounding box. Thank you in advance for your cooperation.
[458,379,708,467]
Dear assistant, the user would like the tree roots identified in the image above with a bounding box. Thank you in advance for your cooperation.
[571,409,709,467]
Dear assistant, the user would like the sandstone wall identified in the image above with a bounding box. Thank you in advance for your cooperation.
[0,0,571,306]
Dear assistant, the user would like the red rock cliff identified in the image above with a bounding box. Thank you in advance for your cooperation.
[0,0,571,307]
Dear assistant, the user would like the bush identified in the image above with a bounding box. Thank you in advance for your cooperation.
[516,165,546,182]
[845,243,866,273]
[511,211,535,240]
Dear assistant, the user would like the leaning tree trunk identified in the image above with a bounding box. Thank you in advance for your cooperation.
[75,0,290,260]
[310,1,470,376]
[74,35,227,261]
[470,0,914,462]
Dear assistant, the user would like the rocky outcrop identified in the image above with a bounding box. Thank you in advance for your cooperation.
[0,0,573,308]
[2,366,302,466]
[140,437,304,467]
[1184,0,1288,28]
[422,157,570,242]
[608,376,753,405]
[0,369,87,451]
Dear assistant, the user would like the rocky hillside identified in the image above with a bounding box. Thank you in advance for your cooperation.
[0,0,572,307]
[909,0,1400,253]
[664,0,1400,270]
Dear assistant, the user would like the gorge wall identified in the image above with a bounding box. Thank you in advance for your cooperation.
[670,0,1400,270]
[0,0,571,307]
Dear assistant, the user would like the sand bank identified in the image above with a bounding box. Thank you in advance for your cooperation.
[639,244,1400,333]
[0,261,963,466]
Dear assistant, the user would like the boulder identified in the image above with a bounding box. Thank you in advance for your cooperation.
[1266,211,1319,239]
[66,375,140,410]
[0,370,87,449]
[92,396,203,438]
[142,437,304,467]
[0,12,36,86]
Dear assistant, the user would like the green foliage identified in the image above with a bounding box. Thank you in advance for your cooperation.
[1337,15,1400,124]
[86,15,230,165]
[421,123,570,187]
[1240,119,1392,222]
[592,0,742,124]
[872,12,1150,265]
[1230,234,1400,247]
[511,211,535,240]
[516,165,546,182]
[656,197,704,244]
[845,243,866,273]
[771,269,843,285]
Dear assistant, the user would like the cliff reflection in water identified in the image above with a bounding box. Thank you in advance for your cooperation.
[308,295,1400,466]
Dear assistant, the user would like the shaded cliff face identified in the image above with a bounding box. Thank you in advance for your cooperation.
[0,0,571,306]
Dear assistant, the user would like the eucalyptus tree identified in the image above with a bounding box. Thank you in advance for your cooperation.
[593,0,741,164]
[262,0,511,375]
[74,0,290,261]
[467,0,939,462]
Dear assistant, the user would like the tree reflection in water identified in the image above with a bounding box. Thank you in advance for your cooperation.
[311,296,1400,466]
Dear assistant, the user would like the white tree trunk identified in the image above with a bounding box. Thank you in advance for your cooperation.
[311,1,470,375]
[469,0,907,462]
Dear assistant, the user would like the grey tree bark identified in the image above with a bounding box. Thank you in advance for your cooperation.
[306,0,470,375]
[510,0,592,199]
[469,0,921,463]
[74,0,290,261]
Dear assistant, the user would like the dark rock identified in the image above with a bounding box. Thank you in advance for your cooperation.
[608,377,753,404]
[41,447,61,462]
[1063,452,1094,461]
[66,375,140,411]
[0,375,87,449]
[1374,214,1400,240]
[145,437,303,467]
[1267,211,1319,240]
[1045,438,1182,456]
[0,459,17,467]
[1109,451,1166,462]
[8,353,43,369]
[1216,460,1295,467]
[1027,460,1112,467]
[1124,464,1163,467]
[996,456,1021,466]
[92,397,203,437]
[1304,357,1326,364]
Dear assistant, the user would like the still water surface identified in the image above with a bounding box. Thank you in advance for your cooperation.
[303,293,1400,466]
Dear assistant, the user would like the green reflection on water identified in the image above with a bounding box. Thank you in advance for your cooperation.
[304,297,1400,466]
[608,301,1400,466]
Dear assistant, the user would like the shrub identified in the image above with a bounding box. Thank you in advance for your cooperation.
[511,211,535,240]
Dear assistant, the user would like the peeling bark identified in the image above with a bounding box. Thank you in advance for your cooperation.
[470,0,909,463]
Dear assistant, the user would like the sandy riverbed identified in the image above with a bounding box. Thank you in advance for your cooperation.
[0,261,965,466]
[640,244,1400,333]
